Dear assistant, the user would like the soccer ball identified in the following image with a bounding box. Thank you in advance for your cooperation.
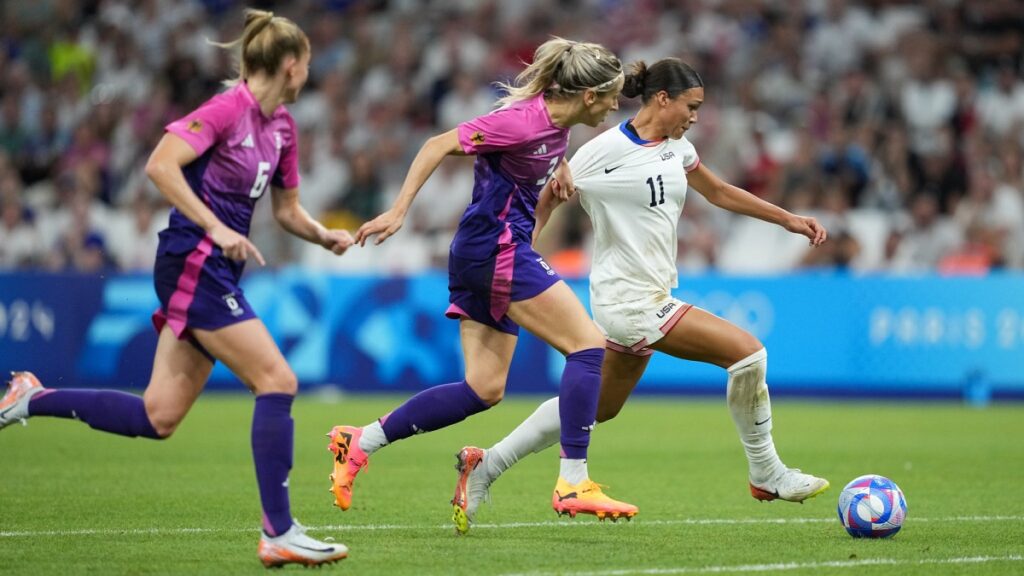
[837,474,907,538]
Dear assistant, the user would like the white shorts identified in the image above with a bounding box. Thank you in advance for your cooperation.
[592,294,694,356]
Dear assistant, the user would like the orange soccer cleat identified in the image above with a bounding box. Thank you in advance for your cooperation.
[551,476,638,522]
[451,446,490,535]
[0,372,45,431]
[326,425,370,511]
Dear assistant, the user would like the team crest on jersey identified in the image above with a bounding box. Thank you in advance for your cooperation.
[660,151,676,161]
[187,119,203,133]
[470,131,486,145]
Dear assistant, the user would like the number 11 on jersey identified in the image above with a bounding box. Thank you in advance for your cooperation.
[646,174,665,207]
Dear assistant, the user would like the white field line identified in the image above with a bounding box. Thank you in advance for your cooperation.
[0,515,1021,538]
[498,555,1024,576]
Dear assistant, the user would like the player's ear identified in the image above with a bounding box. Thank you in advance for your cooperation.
[583,89,597,107]
[657,90,671,108]
[282,55,298,77]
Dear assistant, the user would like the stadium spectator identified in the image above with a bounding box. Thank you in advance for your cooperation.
[0,0,1020,274]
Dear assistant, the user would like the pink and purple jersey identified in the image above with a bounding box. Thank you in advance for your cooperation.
[159,82,299,268]
[453,94,569,260]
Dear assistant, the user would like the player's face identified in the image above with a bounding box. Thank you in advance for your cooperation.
[283,50,311,103]
[666,87,704,139]
[580,77,624,127]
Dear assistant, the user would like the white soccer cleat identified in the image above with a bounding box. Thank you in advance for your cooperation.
[0,372,45,431]
[750,468,830,503]
[257,521,348,568]
[451,446,492,535]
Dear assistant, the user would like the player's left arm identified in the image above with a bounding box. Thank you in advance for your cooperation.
[271,186,353,255]
[688,163,827,247]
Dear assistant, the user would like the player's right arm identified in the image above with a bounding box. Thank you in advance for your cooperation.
[354,129,464,246]
[145,134,265,265]
[532,178,567,245]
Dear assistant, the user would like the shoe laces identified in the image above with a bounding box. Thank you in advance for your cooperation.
[581,480,610,494]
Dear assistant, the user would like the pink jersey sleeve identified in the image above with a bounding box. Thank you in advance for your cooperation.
[272,114,300,189]
[457,107,535,154]
[165,92,238,156]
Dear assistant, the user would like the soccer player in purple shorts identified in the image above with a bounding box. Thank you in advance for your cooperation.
[326,38,638,530]
[0,10,350,567]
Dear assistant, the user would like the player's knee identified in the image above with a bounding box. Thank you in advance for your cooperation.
[567,324,606,355]
[252,363,298,395]
[144,406,181,439]
[729,333,764,365]
[466,378,505,406]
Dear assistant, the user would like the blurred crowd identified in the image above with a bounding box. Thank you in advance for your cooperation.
[1,0,1023,276]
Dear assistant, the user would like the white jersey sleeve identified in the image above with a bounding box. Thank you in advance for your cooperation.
[572,121,700,305]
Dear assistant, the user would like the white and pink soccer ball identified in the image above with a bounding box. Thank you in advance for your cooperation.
[837,474,907,538]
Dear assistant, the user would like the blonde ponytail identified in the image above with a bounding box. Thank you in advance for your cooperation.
[210,8,309,86]
[495,37,622,107]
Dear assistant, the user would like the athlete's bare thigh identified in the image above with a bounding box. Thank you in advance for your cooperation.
[651,307,762,368]
[192,319,297,395]
[508,281,604,355]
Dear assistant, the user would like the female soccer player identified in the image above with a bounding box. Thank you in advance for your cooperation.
[0,10,351,567]
[450,58,831,532]
[327,38,638,529]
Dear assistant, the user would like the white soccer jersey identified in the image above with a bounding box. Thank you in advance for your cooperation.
[571,120,700,305]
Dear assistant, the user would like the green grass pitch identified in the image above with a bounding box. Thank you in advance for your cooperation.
[1,393,1022,575]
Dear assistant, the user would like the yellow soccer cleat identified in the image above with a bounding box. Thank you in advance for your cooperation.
[551,476,638,522]
[326,425,369,511]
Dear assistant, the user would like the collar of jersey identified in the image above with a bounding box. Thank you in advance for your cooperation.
[619,119,664,146]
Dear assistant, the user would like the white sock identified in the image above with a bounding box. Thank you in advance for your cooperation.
[358,421,388,455]
[559,458,589,485]
[486,397,561,481]
[726,348,784,484]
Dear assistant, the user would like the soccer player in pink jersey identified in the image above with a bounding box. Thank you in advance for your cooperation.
[326,38,638,531]
[0,10,351,567]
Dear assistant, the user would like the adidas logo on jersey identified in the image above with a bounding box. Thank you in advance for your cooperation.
[533,144,548,155]
[242,134,255,148]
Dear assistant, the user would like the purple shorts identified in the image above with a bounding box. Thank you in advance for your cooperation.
[446,243,561,335]
[151,238,256,359]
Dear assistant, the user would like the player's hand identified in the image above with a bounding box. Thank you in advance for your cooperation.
[355,208,405,246]
[551,159,575,201]
[785,215,828,247]
[550,179,577,202]
[321,228,355,255]
[209,223,265,266]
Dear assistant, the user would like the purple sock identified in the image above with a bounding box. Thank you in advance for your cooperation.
[559,348,604,460]
[252,393,294,537]
[28,389,161,439]
[380,380,490,443]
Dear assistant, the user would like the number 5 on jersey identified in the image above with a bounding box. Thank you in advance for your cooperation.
[250,161,271,199]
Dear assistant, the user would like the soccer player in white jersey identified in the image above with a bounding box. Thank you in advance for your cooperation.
[450,58,830,532]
